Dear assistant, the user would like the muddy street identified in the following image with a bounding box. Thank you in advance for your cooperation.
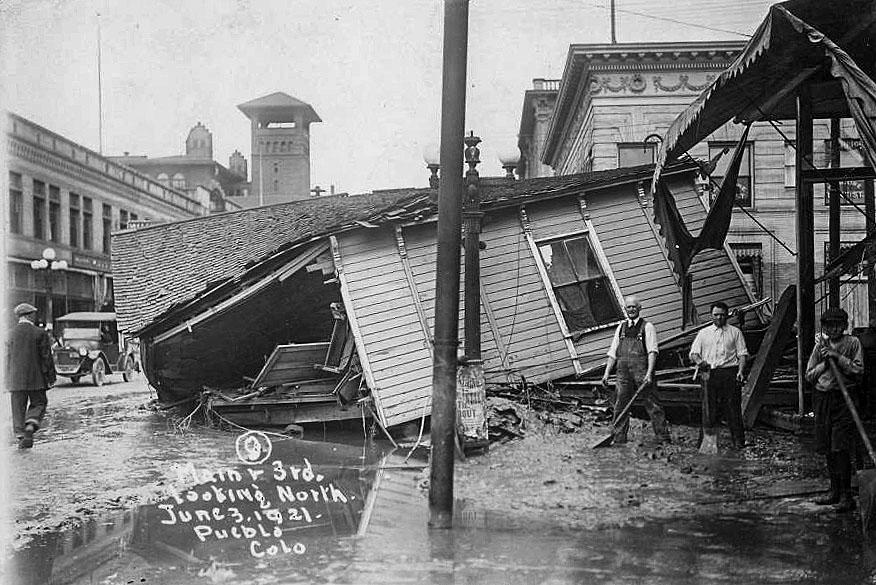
[4,377,876,584]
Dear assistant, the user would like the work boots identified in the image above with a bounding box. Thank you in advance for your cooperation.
[815,453,840,505]
[835,452,856,512]
[815,478,841,505]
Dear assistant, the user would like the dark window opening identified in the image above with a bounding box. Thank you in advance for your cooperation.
[617,143,656,168]
[33,180,46,240]
[538,234,623,332]
[102,204,112,254]
[69,192,81,248]
[83,197,93,250]
[730,243,763,299]
[709,142,753,208]
[9,172,23,234]
[49,185,60,243]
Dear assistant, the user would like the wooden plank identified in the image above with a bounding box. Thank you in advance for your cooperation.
[395,226,434,356]
[251,343,330,387]
[742,285,797,428]
[211,401,363,426]
[332,235,379,415]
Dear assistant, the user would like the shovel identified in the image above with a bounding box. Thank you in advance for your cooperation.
[828,358,876,532]
[592,381,648,449]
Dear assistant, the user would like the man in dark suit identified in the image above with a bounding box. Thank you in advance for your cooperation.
[7,303,56,449]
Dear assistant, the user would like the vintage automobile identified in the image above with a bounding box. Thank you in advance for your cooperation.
[51,312,139,386]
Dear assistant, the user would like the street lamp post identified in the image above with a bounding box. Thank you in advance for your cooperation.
[423,143,441,188]
[30,247,67,328]
[498,146,521,181]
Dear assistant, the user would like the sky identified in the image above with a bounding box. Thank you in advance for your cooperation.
[1,0,778,196]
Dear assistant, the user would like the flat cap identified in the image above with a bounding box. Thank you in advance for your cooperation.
[13,303,38,317]
[820,307,849,323]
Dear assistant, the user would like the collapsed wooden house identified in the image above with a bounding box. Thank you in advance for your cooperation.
[112,161,759,429]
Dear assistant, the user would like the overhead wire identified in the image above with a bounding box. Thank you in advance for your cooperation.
[590,1,755,37]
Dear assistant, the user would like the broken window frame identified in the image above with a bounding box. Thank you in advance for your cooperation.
[535,231,624,335]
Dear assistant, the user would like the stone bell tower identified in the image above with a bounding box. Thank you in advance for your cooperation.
[237,92,322,206]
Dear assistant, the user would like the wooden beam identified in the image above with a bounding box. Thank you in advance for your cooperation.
[330,235,382,423]
[801,166,876,183]
[742,285,797,428]
[867,180,876,323]
[152,242,329,344]
[828,119,841,307]
[796,87,815,416]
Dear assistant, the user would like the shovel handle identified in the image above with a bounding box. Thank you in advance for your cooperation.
[611,380,650,428]
[828,357,876,466]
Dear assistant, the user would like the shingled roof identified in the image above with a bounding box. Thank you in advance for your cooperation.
[112,162,694,336]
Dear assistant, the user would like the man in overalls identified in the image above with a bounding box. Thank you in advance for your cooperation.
[601,295,670,444]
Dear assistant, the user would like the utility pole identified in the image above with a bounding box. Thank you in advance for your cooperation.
[97,12,104,154]
[429,0,469,530]
[610,0,617,44]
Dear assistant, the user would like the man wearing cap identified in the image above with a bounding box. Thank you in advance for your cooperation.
[806,306,864,512]
[7,303,56,448]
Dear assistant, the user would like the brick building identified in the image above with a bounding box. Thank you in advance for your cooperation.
[237,92,322,207]
[4,112,208,326]
[110,122,247,214]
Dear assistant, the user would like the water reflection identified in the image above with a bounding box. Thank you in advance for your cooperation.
[9,434,876,585]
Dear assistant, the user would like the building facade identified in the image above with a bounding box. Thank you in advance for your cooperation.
[520,41,871,328]
[237,92,322,207]
[110,122,247,214]
[5,112,208,326]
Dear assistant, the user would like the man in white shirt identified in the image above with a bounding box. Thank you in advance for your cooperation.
[601,295,670,444]
[689,301,749,450]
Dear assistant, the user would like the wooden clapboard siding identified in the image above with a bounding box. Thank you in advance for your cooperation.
[669,178,754,319]
[524,197,587,241]
[336,175,753,429]
[404,221,519,384]
[567,183,684,369]
[336,228,433,428]
[479,210,574,382]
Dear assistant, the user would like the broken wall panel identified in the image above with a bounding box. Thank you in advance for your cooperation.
[335,227,433,428]
[671,180,757,325]
[146,270,339,400]
[582,182,684,359]
[251,342,334,388]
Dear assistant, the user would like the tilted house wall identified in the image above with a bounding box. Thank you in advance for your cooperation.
[333,172,754,428]
[113,163,755,429]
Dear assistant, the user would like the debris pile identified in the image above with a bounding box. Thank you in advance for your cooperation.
[485,397,527,443]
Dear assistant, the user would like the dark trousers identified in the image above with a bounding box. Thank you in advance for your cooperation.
[10,390,48,437]
[701,366,744,447]
[814,390,857,498]
[614,360,668,441]
[813,389,856,455]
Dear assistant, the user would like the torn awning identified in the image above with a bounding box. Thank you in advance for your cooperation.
[652,0,876,188]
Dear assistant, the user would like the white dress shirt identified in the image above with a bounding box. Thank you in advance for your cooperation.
[689,323,748,368]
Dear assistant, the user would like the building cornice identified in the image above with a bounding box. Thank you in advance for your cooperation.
[542,41,747,167]
[6,112,206,216]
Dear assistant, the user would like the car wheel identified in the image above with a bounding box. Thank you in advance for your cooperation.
[70,376,81,384]
[122,356,136,382]
[92,359,107,387]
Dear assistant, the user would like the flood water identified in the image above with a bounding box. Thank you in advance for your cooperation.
[8,427,876,585]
